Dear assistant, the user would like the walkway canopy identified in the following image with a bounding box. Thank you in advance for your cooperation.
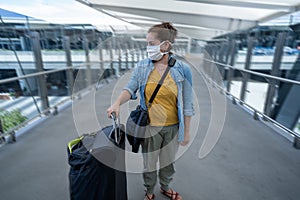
[77,0,300,40]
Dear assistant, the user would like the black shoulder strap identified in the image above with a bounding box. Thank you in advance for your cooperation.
[148,57,176,107]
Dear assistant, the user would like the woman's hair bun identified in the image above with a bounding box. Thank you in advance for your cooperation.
[148,22,177,43]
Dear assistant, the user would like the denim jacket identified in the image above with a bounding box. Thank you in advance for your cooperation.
[124,55,194,142]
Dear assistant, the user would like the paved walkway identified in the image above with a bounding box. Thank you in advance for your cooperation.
[0,55,300,200]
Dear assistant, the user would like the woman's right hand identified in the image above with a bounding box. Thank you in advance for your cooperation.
[106,90,132,118]
[106,102,120,118]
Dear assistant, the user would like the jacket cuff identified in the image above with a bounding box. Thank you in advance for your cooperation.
[123,88,137,100]
[183,108,195,116]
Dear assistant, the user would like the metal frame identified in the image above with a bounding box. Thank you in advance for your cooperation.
[205,58,300,86]
[0,34,153,145]
[2,35,189,143]
[77,0,300,41]
[240,37,255,102]
[264,32,287,117]
[203,58,300,142]
[176,0,296,11]
[63,36,74,96]
[226,39,237,93]
[31,32,49,112]
[83,36,92,87]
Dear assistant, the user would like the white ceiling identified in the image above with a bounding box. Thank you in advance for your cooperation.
[77,0,300,40]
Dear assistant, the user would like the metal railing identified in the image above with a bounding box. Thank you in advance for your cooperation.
[203,32,300,148]
[0,45,136,144]
[0,33,188,146]
[205,59,300,86]
[202,57,300,146]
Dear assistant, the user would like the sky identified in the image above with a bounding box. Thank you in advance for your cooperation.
[0,0,133,26]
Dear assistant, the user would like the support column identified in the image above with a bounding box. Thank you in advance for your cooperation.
[218,42,227,80]
[187,37,192,55]
[264,32,287,117]
[30,32,49,112]
[98,39,104,71]
[63,36,74,96]
[125,43,129,70]
[83,36,92,87]
[135,43,140,61]
[205,44,214,80]
[118,42,122,76]
[131,42,135,68]
[211,44,218,82]
[140,43,145,59]
[240,37,255,102]
[226,40,237,93]
[109,40,114,74]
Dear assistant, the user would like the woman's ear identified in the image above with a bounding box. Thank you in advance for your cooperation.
[161,40,171,52]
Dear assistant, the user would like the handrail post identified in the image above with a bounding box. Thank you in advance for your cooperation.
[206,44,214,82]
[109,39,114,75]
[30,31,49,112]
[294,136,300,149]
[125,43,129,70]
[211,44,217,84]
[83,36,92,87]
[240,37,255,103]
[63,36,74,96]
[131,41,135,68]
[140,43,145,59]
[264,32,287,117]
[136,42,140,62]
[98,39,104,71]
[226,40,237,93]
[118,42,122,76]
[218,42,226,80]
[205,45,212,79]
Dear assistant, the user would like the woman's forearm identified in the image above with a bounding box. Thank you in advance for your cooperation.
[184,115,191,133]
[115,90,132,106]
[107,90,131,117]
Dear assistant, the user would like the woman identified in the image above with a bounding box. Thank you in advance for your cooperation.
[107,22,194,200]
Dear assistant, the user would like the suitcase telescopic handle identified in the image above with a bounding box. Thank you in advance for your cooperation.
[110,112,121,144]
[110,112,117,120]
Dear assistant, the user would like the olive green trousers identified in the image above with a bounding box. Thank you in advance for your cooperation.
[141,124,179,195]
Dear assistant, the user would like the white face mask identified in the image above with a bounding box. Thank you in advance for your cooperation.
[146,41,168,61]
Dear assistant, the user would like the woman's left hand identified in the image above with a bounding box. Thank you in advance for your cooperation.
[180,131,190,146]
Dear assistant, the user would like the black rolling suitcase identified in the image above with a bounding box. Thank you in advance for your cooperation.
[67,113,127,200]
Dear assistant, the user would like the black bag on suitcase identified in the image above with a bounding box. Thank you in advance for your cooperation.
[67,113,127,200]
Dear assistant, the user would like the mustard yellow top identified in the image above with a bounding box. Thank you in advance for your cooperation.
[145,69,178,126]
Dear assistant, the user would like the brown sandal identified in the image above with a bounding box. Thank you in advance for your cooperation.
[144,191,155,200]
[160,188,182,200]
